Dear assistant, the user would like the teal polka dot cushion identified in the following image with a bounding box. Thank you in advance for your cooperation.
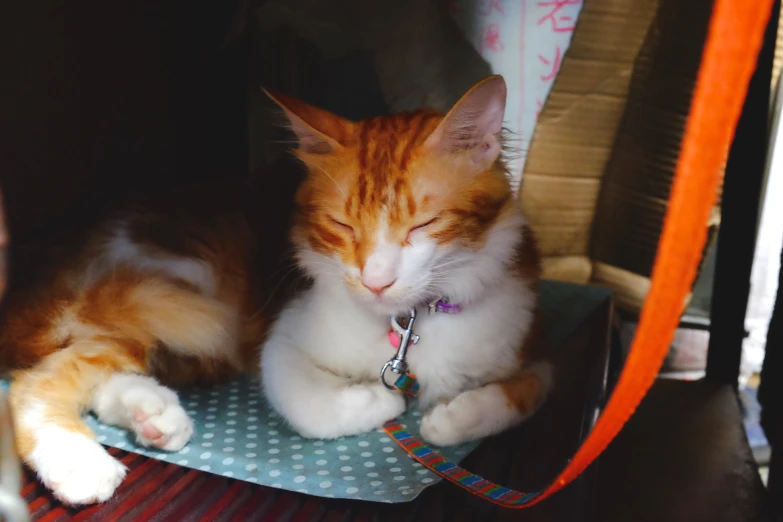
[86,378,456,502]
[5,281,611,503]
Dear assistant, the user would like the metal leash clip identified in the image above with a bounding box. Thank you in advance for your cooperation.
[380,308,419,390]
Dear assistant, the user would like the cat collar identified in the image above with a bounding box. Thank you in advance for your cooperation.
[427,298,462,314]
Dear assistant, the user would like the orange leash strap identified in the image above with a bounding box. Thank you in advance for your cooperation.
[533,0,775,505]
[528,0,774,506]
[384,0,775,508]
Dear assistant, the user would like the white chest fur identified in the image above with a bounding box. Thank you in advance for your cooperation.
[274,275,536,409]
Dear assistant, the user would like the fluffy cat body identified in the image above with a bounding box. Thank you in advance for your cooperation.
[0,76,551,505]
[263,207,543,444]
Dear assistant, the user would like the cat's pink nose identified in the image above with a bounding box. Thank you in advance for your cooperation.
[362,279,396,296]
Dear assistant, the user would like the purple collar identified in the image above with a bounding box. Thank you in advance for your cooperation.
[428,298,462,314]
[385,299,460,354]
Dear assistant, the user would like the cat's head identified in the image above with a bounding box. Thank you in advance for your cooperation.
[267,76,525,316]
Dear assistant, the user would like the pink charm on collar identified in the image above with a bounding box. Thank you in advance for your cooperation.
[388,330,401,349]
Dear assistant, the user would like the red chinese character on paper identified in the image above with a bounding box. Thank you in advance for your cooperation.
[538,46,563,81]
[479,0,505,16]
[481,24,505,53]
[445,0,462,15]
[537,0,580,33]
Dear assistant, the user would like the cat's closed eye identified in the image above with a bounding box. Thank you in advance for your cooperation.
[407,216,439,242]
[330,217,354,235]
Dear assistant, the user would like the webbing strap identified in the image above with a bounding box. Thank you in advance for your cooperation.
[385,0,774,507]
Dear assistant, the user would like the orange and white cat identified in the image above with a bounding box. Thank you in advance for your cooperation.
[0,75,551,505]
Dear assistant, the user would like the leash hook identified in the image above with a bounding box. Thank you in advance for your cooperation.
[380,308,419,389]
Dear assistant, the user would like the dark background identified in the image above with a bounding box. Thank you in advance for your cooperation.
[2,0,249,251]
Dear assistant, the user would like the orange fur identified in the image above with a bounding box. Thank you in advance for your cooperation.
[0,76,547,499]
[267,96,516,278]
[499,310,550,415]
[0,176,294,475]
[10,340,145,456]
[500,228,550,415]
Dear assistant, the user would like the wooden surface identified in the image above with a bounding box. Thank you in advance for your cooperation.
[594,379,770,522]
[19,301,615,522]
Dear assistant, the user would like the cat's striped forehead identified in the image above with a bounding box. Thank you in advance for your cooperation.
[293,109,512,269]
[345,110,442,218]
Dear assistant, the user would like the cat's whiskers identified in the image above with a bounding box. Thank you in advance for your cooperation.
[430,256,471,271]
[259,265,304,311]
[259,252,340,311]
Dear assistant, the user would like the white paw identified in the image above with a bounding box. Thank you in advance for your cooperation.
[293,383,406,439]
[420,385,525,447]
[421,403,468,446]
[337,384,406,433]
[421,388,496,446]
[29,427,126,505]
[341,384,407,423]
[120,384,193,451]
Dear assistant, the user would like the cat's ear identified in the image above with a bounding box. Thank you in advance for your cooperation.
[423,75,506,169]
[264,89,352,155]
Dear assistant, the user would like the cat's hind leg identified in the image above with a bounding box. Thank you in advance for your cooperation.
[420,362,553,447]
[92,373,193,451]
[9,339,144,505]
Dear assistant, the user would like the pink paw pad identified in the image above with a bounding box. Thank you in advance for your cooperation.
[133,409,167,445]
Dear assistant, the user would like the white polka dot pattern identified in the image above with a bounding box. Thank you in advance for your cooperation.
[81,377,475,503]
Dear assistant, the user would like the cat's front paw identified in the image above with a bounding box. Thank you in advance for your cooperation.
[420,396,481,447]
[30,428,127,505]
[120,382,194,451]
[293,383,406,439]
[421,384,527,446]
[337,383,406,433]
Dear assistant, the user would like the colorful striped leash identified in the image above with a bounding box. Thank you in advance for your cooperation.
[381,309,539,507]
[384,420,540,506]
[382,0,774,507]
